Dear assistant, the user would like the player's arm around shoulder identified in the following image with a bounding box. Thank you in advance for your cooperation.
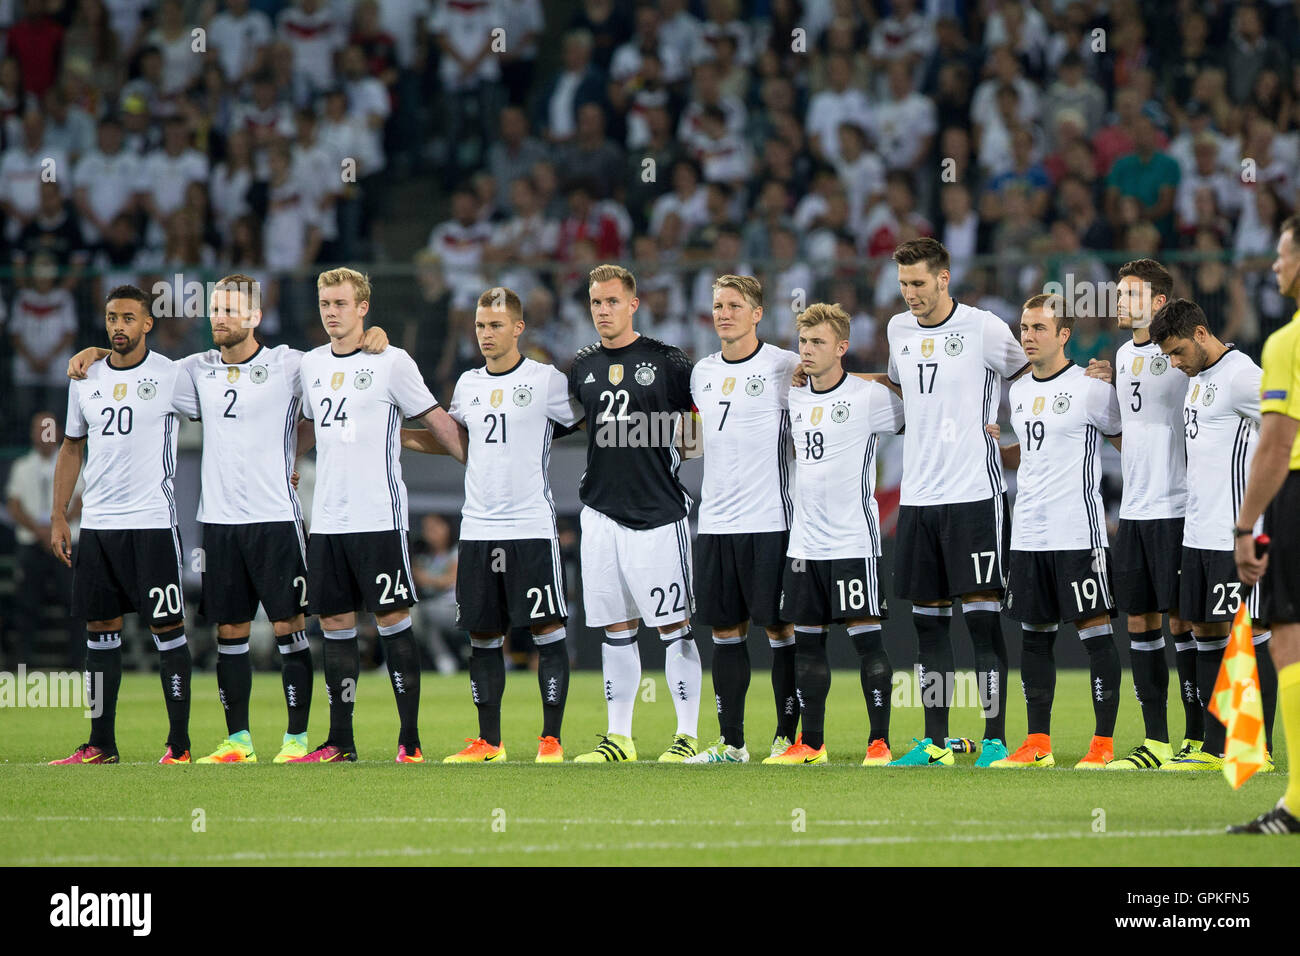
[66,346,111,379]
[1088,375,1123,450]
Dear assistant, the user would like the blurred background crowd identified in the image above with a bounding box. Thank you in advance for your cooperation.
[3,0,1300,666]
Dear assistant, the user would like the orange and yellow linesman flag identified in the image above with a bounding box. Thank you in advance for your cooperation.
[1207,602,1267,789]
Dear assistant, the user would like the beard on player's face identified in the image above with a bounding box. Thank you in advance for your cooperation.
[109,328,143,354]
[212,321,252,347]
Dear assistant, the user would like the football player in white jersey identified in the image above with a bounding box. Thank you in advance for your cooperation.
[1100,260,1203,770]
[402,287,582,763]
[764,303,904,765]
[991,294,1125,769]
[291,268,466,763]
[685,275,802,764]
[50,286,195,765]
[65,275,390,765]
[883,238,1028,768]
[1148,299,1277,772]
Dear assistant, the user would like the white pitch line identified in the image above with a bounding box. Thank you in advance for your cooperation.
[0,814,1052,828]
[3,827,1225,866]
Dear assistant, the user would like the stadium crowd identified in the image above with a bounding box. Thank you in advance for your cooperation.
[3,0,1300,664]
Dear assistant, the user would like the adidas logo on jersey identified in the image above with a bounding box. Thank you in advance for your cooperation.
[901,346,910,355]
[206,369,217,378]
[90,390,101,399]
[1015,403,1023,412]
[703,382,711,391]
[584,373,595,384]
[313,378,321,387]
[470,396,480,406]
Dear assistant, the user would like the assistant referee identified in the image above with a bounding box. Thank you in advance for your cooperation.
[1232,214,1300,834]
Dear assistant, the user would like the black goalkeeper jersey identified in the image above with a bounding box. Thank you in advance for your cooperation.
[568,335,695,530]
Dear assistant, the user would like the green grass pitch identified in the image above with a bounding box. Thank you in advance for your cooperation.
[0,669,1291,866]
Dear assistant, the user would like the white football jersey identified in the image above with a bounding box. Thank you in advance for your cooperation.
[692,341,800,534]
[1008,363,1122,551]
[887,301,1029,506]
[447,357,582,541]
[172,344,305,527]
[1116,338,1187,519]
[1180,348,1262,551]
[786,373,905,560]
[300,344,438,535]
[65,350,184,530]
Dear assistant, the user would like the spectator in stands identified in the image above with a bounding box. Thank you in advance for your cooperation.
[427,186,492,310]
[11,255,77,429]
[1055,172,1114,252]
[1042,52,1105,143]
[487,107,547,213]
[558,102,623,198]
[63,0,122,97]
[874,58,938,176]
[41,85,96,166]
[938,183,982,291]
[430,0,504,179]
[137,115,209,248]
[74,114,139,247]
[556,180,625,262]
[498,0,545,104]
[412,512,462,674]
[486,176,558,294]
[805,52,870,164]
[1105,108,1181,245]
[262,144,321,271]
[1161,11,1219,111]
[536,29,605,146]
[985,126,1050,221]
[742,178,792,261]
[10,0,64,99]
[317,87,369,259]
[1094,88,1166,177]
[211,126,255,230]
[14,182,87,291]
[971,46,1040,134]
[6,410,81,667]
[208,0,274,86]
[1225,2,1290,105]
[147,0,201,97]
[764,225,811,345]
[290,109,339,259]
[1,111,71,246]
[611,4,685,87]
[279,0,343,104]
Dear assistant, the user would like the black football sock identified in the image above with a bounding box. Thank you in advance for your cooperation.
[86,631,123,750]
[1129,629,1169,742]
[964,602,1007,743]
[770,636,799,740]
[154,626,192,754]
[794,627,830,750]
[712,638,750,748]
[469,636,506,747]
[1079,623,1121,738]
[1196,637,1228,756]
[849,624,891,744]
[323,628,359,750]
[535,628,569,741]
[216,635,252,737]
[1256,632,1277,753]
[1172,632,1202,741]
[276,630,313,736]
[914,607,954,743]
[379,619,422,753]
[1021,627,1057,737]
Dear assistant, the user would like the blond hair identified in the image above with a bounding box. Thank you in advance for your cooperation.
[316,266,372,304]
[712,274,763,310]
[795,302,851,343]
[588,263,636,297]
[477,286,523,320]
